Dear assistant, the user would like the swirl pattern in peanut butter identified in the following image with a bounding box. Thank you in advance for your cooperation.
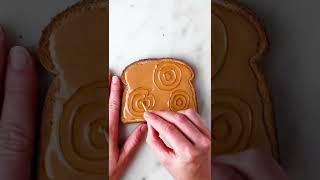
[127,88,156,117]
[59,82,107,174]
[154,62,182,91]
[121,58,197,123]
[212,0,279,159]
[169,90,190,111]
[212,91,253,154]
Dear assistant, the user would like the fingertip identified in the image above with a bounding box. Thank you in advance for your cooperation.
[112,75,120,84]
[144,111,153,120]
[8,46,34,71]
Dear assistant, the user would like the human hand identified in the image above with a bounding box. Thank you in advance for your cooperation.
[0,27,38,179]
[108,75,147,180]
[143,109,211,180]
[213,149,289,180]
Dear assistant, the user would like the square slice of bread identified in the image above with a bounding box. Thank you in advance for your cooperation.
[37,0,108,179]
[212,0,279,159]
[121,58,198,123]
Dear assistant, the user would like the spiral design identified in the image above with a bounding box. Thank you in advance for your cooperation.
[169,90,190,111]
[154,62,182,91]
[212,91,253,154]
[212,14,228,78]
[59,82,107,174]
[128,88,155,117]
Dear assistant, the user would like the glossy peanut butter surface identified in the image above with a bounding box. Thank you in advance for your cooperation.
[121,59,198,123]
[212,0,278,158]
[39,1,108,179]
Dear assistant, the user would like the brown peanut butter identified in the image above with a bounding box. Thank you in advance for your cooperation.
[121,58,198,123]
[212,0,279,159]
[37,0,108,179]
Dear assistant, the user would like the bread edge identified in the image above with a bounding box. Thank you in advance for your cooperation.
[37,78,59,180]
[37,0,108,179]
[38,0,107,74]
[120,58,198,124]
[213,0,279,160]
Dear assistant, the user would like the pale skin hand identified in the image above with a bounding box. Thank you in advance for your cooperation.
[108,75,147,180]
[143,109,211,180]
[213,149,289,180]
[0,27,38,179]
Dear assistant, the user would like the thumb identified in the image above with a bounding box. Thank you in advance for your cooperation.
[0,46,38,180]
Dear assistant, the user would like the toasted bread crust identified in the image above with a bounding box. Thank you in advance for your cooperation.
[37,78,59,180]
[120,58,196,85]
[38,0,107,74]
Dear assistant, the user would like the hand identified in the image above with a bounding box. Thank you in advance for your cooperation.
[213,149,289,180]
[143,109,211,180]
[108,75,147,180]
[0,27,38,179]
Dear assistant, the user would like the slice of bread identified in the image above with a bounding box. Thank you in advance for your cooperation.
[212,0,279,159]
[121,58,198,123]
[37,0,108,179]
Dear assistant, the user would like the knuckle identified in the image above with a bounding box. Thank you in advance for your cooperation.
[109,100,120,111]
[183,148,197,162]
[199,137,211,149]
[163,123,176,134]
[0,123,33,154]
[152,116,162,122]
[173,114,187,122]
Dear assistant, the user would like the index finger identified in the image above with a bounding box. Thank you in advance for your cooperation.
[144,111,192,153]
[178,109,211,139]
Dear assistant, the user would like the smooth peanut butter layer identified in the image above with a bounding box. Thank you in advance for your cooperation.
[121,58,198,123]
[212,0,279,159]
[37,0,108,179]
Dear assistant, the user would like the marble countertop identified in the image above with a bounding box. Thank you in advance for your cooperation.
[110,0,211,179]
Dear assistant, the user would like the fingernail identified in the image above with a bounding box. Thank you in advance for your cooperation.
[112,76,119,83]
[9,46,30,71]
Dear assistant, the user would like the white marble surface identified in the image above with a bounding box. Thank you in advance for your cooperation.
[110,0,211,179]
